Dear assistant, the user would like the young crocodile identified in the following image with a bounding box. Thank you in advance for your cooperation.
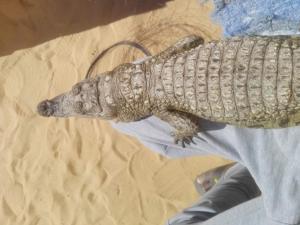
[37,35,300,146]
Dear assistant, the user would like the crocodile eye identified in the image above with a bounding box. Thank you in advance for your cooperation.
[72,85,81,95]
[74,101,83,113]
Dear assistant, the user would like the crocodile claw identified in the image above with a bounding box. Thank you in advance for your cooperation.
[174,136,197,148]
[173,132,207,148]
[194,134,207,142]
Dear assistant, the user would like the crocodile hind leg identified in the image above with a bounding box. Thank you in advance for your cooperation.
[156,35,204,60]
[154,109,202,147]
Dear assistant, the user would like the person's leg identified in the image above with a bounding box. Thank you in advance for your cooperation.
[194,163,236,195]
[167,163,261,225]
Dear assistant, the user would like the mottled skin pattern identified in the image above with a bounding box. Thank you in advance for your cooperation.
[38,35,300,146]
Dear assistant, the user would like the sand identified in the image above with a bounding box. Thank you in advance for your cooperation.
[0,0,230,224]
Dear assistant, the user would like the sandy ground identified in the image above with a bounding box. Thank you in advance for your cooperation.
[0,0,230,225]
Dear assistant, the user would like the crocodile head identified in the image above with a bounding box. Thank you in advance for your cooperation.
[37,77,116,119]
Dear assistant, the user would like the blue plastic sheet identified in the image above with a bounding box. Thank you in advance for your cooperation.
[209,0,300,36]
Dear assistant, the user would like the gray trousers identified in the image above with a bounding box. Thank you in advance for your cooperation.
[112,116,300,224]
[167,164,261,225]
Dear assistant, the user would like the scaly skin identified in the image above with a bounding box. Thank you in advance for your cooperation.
[37,35,300,147]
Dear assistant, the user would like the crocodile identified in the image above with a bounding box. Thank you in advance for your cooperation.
[37,35,300,146]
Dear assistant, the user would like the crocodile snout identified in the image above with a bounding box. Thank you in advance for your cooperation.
[37,100,55,117]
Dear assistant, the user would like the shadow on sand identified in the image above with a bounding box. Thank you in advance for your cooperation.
[0,0,173,56]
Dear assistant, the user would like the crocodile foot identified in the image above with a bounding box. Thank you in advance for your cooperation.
[171,130,204,148]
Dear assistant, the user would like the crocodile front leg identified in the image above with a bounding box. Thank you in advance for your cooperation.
[154,109,202,147]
